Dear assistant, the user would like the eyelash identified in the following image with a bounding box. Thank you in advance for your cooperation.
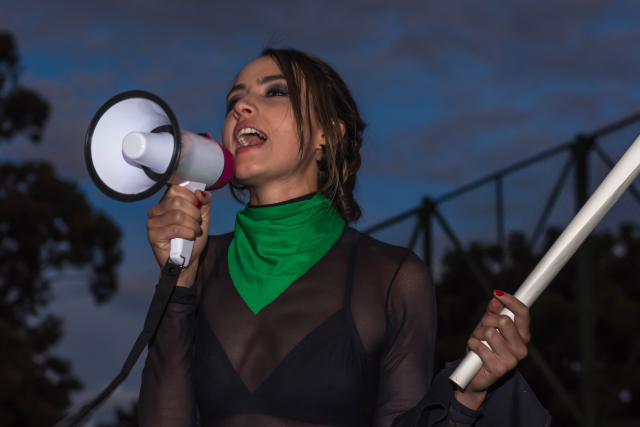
[226,85,288,114]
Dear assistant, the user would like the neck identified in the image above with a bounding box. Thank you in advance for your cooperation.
[247,181,319,206]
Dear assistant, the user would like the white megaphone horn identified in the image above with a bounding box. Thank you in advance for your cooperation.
[85,90,235,267]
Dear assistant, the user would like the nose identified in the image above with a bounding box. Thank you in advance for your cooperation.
[233,96,256,120]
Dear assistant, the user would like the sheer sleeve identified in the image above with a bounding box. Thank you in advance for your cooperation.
[137,234,229,427]
[372,251,483,427]
[138,285,198,427]
[373,250,438,426]
[376,249,551,427]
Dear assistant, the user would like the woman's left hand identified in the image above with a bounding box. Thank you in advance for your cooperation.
[455,290,531,409]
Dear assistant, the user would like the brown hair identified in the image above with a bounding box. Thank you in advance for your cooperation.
[230,48,365,223]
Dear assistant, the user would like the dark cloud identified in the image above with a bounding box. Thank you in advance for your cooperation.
[365,107,533,183]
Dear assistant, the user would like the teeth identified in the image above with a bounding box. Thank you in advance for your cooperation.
[238,135,248,146]
[237,127,267,140]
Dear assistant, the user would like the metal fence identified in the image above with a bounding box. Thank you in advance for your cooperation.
[364,112,640,427]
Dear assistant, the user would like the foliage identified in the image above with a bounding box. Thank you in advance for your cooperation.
[0,32,49,143]
[434,226,640,426]
[97,400,138,427]
[0,32,123,426]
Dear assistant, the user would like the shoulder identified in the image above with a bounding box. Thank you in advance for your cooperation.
[195,232,233,290]
[201,231,234,261]
[348,227,433,293]
[207,231,234,248]
[350,227,429,275]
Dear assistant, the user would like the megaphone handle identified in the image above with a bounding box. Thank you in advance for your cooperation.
[169,181,207,267]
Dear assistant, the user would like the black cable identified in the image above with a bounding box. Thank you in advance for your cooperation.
[53,261,182,427]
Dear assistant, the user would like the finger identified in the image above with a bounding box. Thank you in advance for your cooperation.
[147,211,201,234]
[468,337,512,379]
[195,189,212,208]
[148,224,200,244]
[167,184,200,206]
[483,326,521,368]
[486,295,505,314]
[476,313,524,351]
[493,290,529,320]
[493,290,531,341]
[467,337,508,379]
[150,194,202,221]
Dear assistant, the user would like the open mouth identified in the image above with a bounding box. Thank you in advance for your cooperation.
[236,127,268,148]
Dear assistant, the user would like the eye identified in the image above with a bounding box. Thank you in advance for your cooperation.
[266,85,288,98]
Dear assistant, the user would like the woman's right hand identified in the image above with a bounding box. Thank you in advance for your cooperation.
[147,185,212,280]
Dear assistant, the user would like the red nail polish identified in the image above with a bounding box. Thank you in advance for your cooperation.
[196,201,202,209]
[198,229,203,236]
[494,290,504,297]
[198,190,206,197]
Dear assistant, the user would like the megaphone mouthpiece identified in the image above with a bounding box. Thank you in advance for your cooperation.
[123,131,173,174]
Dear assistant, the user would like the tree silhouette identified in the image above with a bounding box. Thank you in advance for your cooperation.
[98,401,138,427]
[0,32,123,426]
[0,32,49,143]
[434,226,640,426]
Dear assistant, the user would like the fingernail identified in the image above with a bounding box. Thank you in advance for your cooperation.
[198,229,203,236]
[196,201,202,209]
[494,290,504,297]
[198,190,206,197]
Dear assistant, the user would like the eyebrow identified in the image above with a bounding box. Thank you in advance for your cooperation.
[226,74,286,100]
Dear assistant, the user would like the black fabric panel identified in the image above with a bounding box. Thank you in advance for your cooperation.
[138,227,549,427]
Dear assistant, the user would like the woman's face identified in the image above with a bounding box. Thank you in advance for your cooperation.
[222,56,322,191]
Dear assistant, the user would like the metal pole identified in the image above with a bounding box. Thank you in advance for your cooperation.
[431,207,494,297]
[574,135,597,426]
[419,198,433,268]
[529,154,574,250]
[408,217,422,252]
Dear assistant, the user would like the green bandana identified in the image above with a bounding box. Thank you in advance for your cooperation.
[228,193,345,315]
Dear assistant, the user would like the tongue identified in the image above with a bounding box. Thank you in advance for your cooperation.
[244,134,265,146]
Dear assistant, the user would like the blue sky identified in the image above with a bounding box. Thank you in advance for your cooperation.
[2,0,640,424]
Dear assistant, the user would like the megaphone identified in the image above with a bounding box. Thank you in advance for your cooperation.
[85,90,235,267]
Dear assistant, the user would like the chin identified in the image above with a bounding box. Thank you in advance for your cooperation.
[234,169,266,187]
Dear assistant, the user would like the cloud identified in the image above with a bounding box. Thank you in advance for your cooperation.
[3,0,640,219]
[366,107,534,183]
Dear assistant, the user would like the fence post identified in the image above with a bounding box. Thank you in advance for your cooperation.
[419,197,434,268]
[574,134,597,426]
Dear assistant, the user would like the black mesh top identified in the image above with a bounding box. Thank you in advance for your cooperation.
[138,203,550,426]
[138,220,488,426]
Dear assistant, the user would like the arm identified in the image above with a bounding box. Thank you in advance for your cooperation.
[381,255,550,427]
[138,285,198,427]
[139,186,213,426]
[373,251,482,427]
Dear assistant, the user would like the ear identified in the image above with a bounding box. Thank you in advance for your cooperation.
[315,120,345,161]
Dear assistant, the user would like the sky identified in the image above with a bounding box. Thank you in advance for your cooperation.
[2,0,640,424]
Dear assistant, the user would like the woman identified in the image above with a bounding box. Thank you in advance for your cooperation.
[139,48,550,426]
